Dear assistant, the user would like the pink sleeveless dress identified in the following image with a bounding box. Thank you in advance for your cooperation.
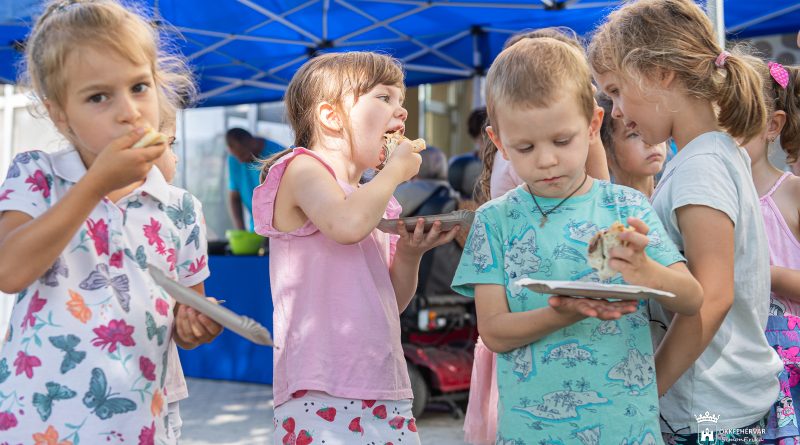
[762,172,800,316]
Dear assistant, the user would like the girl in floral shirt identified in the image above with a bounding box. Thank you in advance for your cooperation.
[0,1,221,444]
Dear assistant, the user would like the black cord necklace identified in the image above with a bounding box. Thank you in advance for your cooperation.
[526,173,588,228]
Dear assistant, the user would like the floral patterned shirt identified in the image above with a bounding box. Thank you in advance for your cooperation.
[0,149,209,445]
[452,181,683,445]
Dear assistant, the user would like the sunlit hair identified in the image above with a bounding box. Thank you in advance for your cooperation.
[20,0,195,117]
[502,26,583,52]
[752,60,800,163]
[260,51,405,178]
[477,37,594,203]
[588,0,766,144]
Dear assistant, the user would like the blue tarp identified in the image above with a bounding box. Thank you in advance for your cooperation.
[1,0,798,107]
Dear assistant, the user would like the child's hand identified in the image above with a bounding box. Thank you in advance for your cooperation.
[84,128,167,196]
[549,295,639,320]
[608,217,656,286]
[382,140,423,183]
[396,219,460,257]
[174,301,223,350]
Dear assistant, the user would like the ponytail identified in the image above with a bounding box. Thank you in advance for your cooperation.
[258,147,293,183]
[716,53,767,144]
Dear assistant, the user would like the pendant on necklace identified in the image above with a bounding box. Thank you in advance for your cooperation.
[539,215,548,228]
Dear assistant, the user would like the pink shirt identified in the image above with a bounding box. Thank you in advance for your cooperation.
[761,172,800,316]
[252,148,412,407]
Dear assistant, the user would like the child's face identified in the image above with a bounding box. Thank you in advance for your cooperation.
[595,70,673,147]
[610,119,667,177]
[47,45,160,162]
[487,92,600,198]
[345,84,407,169]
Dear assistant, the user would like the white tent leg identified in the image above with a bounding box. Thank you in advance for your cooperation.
[706,0,725,49]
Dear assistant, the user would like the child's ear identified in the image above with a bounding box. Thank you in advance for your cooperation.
[657,68,677,89]
[588,106,603,139]
[45,100,69,134]
[486,126,510,161]
[317,102,343,133]
[769,110,787,142]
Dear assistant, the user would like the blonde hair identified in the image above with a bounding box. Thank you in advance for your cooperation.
[588,0,766,144]
[477,37,595,202]
[21,0,195,114]
[260,51,405,177]
[475,27,588,203]
[753,61,800,163]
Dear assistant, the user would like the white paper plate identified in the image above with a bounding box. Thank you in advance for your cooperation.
[377,209,475,234]
[149,266,274,347]
[515,278,675,301]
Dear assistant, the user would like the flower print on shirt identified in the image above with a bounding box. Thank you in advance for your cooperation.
[25,170,52,200]
[65,290,91,324]
[32,425,72,445]
[154,299,169,317]
[21,291,46,332]
[86,218,110,256]
[139,357,156,383]
[0,149,211,442]
[143,218,165,253]
[138,421,155,445]
[188,256,207,276]
[91,320,135,353]
[109,251,124,269]
[14,351,42,378]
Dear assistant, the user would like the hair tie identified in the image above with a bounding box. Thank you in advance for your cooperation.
[715,51,731,69]
[769,62,789,89]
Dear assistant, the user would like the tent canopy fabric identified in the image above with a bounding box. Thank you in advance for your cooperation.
[1,0,798,107]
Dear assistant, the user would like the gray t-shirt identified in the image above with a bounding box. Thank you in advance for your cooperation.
[650,131,782,432]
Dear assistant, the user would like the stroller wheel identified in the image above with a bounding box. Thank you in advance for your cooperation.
[407,362,429,419]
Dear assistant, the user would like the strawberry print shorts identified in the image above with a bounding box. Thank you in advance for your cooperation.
[273,390,421,445]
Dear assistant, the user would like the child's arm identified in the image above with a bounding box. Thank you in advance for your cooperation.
[653,206,734,396]
[390,220,460,311]
[173,282,223,350]
[609,217,703,315]
[284,141,421,244]
[0,129,165,293]
[476,284,639,353]
[771,266,800,303]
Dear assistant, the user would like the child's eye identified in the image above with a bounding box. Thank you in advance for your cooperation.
[378,95,391,103]
[132,83,150,94]
[87,94,108,104]
[554,138,572,146]
[518,145,533,152]
[168,137,177,147]
[626,132,640,140]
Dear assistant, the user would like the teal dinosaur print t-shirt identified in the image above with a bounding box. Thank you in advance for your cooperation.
[452,180,684,445]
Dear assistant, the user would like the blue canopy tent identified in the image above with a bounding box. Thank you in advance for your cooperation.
[1,0,799,107]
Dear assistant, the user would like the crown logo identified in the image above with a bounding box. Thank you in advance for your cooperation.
[694,411,720,424]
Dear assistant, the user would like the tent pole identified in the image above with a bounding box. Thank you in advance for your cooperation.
[706,0,725,49]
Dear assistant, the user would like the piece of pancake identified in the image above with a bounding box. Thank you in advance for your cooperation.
[587,222,635,280]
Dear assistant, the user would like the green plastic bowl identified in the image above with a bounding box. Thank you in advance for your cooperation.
[225,230,265,255]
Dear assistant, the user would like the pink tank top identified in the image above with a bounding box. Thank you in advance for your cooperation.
[760,172,800,316]
[252,148,412,407]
